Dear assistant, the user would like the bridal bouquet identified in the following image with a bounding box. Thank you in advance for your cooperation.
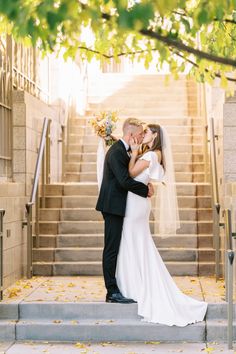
[89,110,119,146]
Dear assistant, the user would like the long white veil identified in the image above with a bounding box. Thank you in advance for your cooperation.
[155,126,180,236]
[96,127,180,236]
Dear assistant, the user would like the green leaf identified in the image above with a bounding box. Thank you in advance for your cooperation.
[197,9,209,25]
[181,18,191,33]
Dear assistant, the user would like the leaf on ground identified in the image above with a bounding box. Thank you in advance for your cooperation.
[67,282,76,287]
[75,342,87,348]
[8,287,22,298]
[204,348,215,353]
[70,320,79,325]
[100,342,112,346]
[145,341,161,344]
[53,320,62,324]
[23,282,33,289]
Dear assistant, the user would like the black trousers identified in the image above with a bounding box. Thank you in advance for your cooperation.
[102,212,124,295]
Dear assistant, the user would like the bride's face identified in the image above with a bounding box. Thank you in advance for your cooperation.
[142,127,154,145]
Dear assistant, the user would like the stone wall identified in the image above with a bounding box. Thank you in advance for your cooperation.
[0,89,64,289]
[0,183,27,288]
[12,90,65,194]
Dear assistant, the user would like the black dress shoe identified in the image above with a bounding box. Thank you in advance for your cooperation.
[106,292,136,304]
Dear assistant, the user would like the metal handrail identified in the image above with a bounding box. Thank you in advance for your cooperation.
[209,117,221,280]
[222,209,235,350]
[25,117,51,279]
[0,209,5,300]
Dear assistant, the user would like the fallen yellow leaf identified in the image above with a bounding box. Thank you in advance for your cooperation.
[205,348,215,353]
[67,282,76,287]
[75,342,86,348]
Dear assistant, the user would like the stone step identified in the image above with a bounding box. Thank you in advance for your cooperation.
[16,318,205,342]
[87,107,197,117]
[1,301,234,342]
[32,247,216,263]
[44,182,211,197]
[38,220,213,235]
[33,234,213,249]
[65,161,205,173]
[0,321,15,341]
[43,195,212,209]
[68,143,204,154]
[15,302,231,321]
[88,97,196,107]
[88,88,197,98]
[39,207,212,222]
[68,134,203,145]
[32,261,217,276]
[69,116,203,127]
[87,73,193,81]
[67,152,205,163]
[65,171,207,183]
[88,81,196,91]
[69,125,204,136]
[69,115,203,125]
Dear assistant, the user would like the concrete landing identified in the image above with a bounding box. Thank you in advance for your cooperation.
[1,276,226,304]
[0,341,236,354]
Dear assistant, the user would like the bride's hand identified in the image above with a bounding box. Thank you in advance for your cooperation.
[130,137,140,152]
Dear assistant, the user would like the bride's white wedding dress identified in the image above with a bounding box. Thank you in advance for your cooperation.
[116,151,207,327]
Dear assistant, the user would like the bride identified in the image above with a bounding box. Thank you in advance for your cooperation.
[115,123,208,327]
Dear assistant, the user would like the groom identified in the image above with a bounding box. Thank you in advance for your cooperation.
[96,117,154,303]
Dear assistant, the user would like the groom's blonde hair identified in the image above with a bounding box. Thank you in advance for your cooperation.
[123,117,143,135]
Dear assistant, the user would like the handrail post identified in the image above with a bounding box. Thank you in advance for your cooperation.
[46,120,51,184]
[224,209,233,301]
[35,187,39,248]
[209,117,220,280]
[227,249,234,350]
[223,208,235,350]
[42,149,45,208]
[26,203,33,279]
[61,125,65,182]
[0,209,5,300]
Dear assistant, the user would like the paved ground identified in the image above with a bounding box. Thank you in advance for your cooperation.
[1,276,231,352]
[1,275,227,304]
[0,341,235,354]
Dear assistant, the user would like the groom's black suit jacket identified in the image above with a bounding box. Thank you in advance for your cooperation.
[96,140,149,216]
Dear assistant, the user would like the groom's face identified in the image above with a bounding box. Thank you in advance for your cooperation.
[131,126,144,144]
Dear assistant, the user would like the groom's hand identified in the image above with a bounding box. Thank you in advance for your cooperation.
[147,183,154,197]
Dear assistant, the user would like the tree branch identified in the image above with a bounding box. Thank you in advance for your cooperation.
[80,5,236,68]
[78,46,155,58]
[78,45,236,83]
[140,29,236,68]
[173,50,236,82]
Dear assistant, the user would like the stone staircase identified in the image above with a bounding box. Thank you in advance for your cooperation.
[33,74,217,276]
[0,301,234,342]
